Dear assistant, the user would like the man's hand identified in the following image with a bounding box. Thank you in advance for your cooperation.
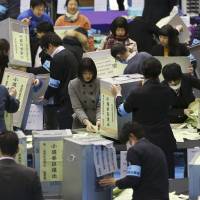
[9,86,17,97]
[111,84,122,97]
[184,108,194,116]
[21,17,31,26]
[99,177,116,187]
[83,119,97,133]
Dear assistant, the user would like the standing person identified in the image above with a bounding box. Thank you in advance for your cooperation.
[112,57,177,178]
[117,0,125,11]
[99,17,137,53]
[100,122,169,200]
[142,0,178,25]
[0,131,43,200]
[68,57,100,132]
[17,0,53,37]
[55,0,91,30]
[40,32,79,129]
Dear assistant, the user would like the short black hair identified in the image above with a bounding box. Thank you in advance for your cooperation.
[37,22,54,34]
[111,43,127,58]
[78,57,97,81]
[40,32,63,49]
[0,131,19,156]
[0,39,9,58]
[162,63,183,81]
[119,122,145,144]
[111,16,128,36]
[30,0,46,8]
[142,57,162,79]
[65,0,79,7]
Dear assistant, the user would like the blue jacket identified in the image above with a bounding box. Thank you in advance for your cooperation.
[17,9,53,36]
[0,85,19,132]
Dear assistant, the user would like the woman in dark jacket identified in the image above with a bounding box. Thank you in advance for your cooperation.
[151,24,190,56]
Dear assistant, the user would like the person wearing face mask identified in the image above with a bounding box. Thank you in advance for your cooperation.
[162,63,200,123]
[98,17,137,53]
[17,0,53,37]
[111,57,177,178]
[111,43,152,74]
[99,122,169,200]
[0,39,9,83]
[68,57,100,132]
[55,0,91,31]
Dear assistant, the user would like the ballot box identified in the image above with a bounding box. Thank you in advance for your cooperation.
[155,56,191,81]
[189,154,200,200]
[4,112,13,131]
[84,49,126,78]
[54,26,78,39]
[33,130,72,198]
[0,18,32,67]
[1,68,34,128]
[63,130,117,200]
[100,74,144,140]
[156,14,190,43]
[15,130,27,166]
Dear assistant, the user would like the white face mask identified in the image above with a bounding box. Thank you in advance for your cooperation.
[169,82,181,91]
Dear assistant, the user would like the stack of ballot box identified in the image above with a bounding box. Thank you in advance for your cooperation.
[63,129,117,200]
[32,130,72,198]
[0,18,32,67]
[1,68,34,129]
[189,153,200,200]
[15,130,27,166]
[100,74,144,140]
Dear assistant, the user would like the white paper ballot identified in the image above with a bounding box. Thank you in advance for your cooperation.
[94,0,107,11]
[25,104,43,130]
[57,0,66,14]
[120,151,127,178]
[20,0,30,13]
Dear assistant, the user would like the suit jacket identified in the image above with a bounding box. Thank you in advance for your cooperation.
[0,158,43,200]
[117,79,177,152]
[162,74,200,123]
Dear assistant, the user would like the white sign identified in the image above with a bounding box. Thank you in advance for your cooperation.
[57,0,66,14]
[132,0,144,9]
[94,0,107,11]
[20,0,30,13]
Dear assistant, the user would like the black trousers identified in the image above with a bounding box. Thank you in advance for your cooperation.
[117,0,125,10]
[44,104,73,130]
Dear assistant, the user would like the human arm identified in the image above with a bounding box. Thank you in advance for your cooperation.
[5,87,19,113]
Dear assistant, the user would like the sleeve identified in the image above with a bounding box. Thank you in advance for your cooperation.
[116,149,141,189]
[96,95,101,122]
[44,58,62,100]
[17,12,27,20]
[68,81,89,124]
[116,95,133,116]
[126,39,138,53]
[32,171,44,200]
[27,66,49,75]
[55,16,64,26]
[5,89,19,113]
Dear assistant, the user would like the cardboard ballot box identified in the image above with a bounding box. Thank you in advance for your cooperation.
[1,68,34,128]
[84,49,126,78]
[63,129,116,200]
[33,130,72,198]
[189,154,200,200]
[100,74,144,140]
[54,26,78,39]
[15,130,27,166]
[0,18,32,67]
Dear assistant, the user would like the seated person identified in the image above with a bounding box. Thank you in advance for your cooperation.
[0,86,19,132]
[162,63,200,123]
[151,24,190,56]
[111,43,152,74]
[68,57,100,132]
[99,16,137,53]
[17,0,53,37]
[55,0,91,30]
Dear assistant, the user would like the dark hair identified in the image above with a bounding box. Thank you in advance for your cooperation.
[0,39,9,58]
[37,22,54,34]
[40,32,63,49]
[159,24,179,54]
[75,27,88,38]
[142,57,162,79]
[78,57,97,81]
[65,0,79,7]
[111,43,127,58]
[120,122,145,144]
[162,63,183,81]
[111,17,128,36]
[0,131,19,156]
[30,0,46,8]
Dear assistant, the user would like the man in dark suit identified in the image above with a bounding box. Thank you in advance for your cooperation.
[117,0,125,10]
[112,57,177,178]
[0,131,43,200]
